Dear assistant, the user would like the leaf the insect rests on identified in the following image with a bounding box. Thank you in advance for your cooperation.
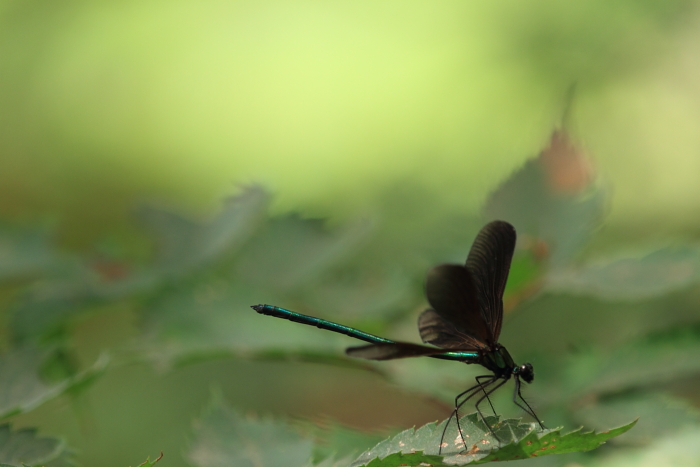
[474,419,637,463]
[350,415,535,466]
[360,451,444,467]
[350,414,636,467]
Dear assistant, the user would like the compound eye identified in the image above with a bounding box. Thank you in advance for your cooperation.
[519,363,535,383]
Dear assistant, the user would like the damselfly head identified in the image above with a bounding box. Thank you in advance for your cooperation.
[517,362,534,383]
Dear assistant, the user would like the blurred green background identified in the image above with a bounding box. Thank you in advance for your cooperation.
[2,1,700,466]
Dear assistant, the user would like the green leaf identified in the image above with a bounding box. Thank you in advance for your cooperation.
[0,425,72,467]
[0,347,108,420]
[483,130,605,267]
[558,323,700,400]
[501,288,700,357]
[9,267,158,345]
[10,188,269,345]
[10,284,100,345]
[351,415,533,466]
[297,265,415,322]
[571,392,700,445]
[140,199,372,367]
[232,214,370,292]
[312,454,356,467]
[362,452,444,467]
[294,420,387,464]
[593,425,700,467]
[187,397,313,467]
[0,223,67,283]
[43,448,77,467]
[383,355,481,404]
[350,415,635,466]
[547,246,700,300]
[138,186,268,273]
[140,280,351,368]
[474,420,637,463]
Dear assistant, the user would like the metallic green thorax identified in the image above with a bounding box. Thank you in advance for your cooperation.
[480,345,516,378]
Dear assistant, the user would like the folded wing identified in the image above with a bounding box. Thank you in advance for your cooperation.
[346,342,452,360]
[424,264,493,347]
[465,220,516,342]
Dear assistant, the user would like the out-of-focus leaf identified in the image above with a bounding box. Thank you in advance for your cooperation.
[294,419,387,464]
[11,187,268,343]
[42,447,77,467]
[384,355,482,405]
[572,392,700,445]
[138,186,268,273]
[11,188,269,346]
[141,280,355,368]
[10,281,104,345]
[233,215,371,292]
[502,290,700,356]
[10,190,269,346]
[138,194,378,366]
[585,425,700,467]
[547,246,700,300]
[313,454,356,467]
[0,348,108,420]
[304,266,415,321]
[320,428,390,464]
[0,223,68,283]
[594,426,700,467]
[187,398,312,467]
[484,129,605,267]
[9,272,158,345]
[558,323,700,401]
[0,425,72,467]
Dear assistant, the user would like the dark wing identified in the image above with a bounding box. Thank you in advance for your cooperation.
[346,342,449,360]
[418,309,484,349]
[426,264,493,347]
[465,220,516,342]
